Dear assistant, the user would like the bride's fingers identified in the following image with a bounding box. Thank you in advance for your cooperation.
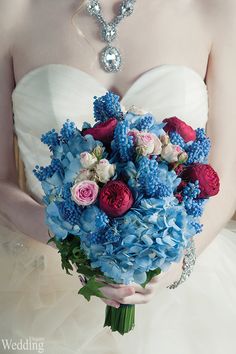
[110,276,161,294]
[118,292,153,305]
[95,276,108,284]
[99,284,135,302]
[100,298,121,308]
[100,285,149,305]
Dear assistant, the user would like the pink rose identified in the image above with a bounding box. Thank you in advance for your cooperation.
[130,131,162,156]
[136,132,155,155]
[71,180,99,206]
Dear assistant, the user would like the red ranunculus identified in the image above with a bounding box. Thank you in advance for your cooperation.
[174,164,185,176]
[82,118,118,144]
[163,116,196,142]
[182,163,220,198]
[99,180,134,217]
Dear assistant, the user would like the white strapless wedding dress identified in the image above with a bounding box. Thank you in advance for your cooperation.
[0,64,236,354]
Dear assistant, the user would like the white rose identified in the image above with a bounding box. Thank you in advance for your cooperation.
[127,105,150,115]
[95,159,116,183]
[80,151,97,169]
[120,102,127,113]
[153,135,162,155]
[161,143,182,163]
[76,168,94,182]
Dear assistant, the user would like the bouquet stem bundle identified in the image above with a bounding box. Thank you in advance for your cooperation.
[104,304,135,335]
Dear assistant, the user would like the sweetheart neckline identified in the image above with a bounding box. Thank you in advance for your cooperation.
[12,63,207,101]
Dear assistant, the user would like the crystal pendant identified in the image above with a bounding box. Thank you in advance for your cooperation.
[101,24,117,42]
[120,1,135,16]
[87,0,101,16]
[100,45,122,72]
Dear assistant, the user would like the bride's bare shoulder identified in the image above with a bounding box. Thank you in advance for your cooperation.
[200,0,236,31]
[0,0,24,21]
[0,0,26,41]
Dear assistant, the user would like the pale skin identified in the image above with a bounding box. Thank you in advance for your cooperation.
[0,0,235,309]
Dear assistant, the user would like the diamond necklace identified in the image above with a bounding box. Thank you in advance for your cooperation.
[86,0,137,73]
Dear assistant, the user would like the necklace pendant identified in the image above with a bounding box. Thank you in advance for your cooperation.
[100,45,122,72]
[120,1,135,16]
[101,24,117,42]
[87,0,101,16]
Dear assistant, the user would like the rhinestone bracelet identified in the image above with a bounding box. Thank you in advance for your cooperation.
[167,238,196,290]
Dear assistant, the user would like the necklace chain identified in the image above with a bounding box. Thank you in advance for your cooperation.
[86,0,137,73]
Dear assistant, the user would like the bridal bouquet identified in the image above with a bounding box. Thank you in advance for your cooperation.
[33,91,220,335]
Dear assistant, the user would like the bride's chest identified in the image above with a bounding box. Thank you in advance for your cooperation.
[12,0,210,98]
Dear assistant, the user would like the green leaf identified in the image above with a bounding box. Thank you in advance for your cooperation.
[61,259,74,275]
[141,268,161,288]
[76,265,102,278]
[47,236,56,245]
[78,276,107,301]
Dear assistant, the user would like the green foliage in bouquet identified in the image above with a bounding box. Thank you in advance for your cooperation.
[47,234,109,301]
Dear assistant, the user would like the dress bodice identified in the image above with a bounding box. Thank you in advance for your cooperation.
[12,64,208,202]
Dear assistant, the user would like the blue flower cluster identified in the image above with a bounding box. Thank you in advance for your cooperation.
[93,91,123,122]
[137,157,180,198]
[33,91,212,285]
[169,131,186,149]
[186,128,211,164]
[33,120,103,240]
[112,120,134,162]
[79,199,197,284]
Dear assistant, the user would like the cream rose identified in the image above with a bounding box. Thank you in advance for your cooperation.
[80,152,97,169]
[75,168,94,182]
[95,159,116,183]
[161,143,183,163]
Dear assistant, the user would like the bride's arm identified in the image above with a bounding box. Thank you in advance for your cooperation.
[194,7,236,256]
[0,17,53,247]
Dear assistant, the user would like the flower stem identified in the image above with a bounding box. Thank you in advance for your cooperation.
[103,304,135,335]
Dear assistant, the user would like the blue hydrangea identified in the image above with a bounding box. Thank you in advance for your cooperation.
[45,201,80,241]
[79,196,197,284]
[123,111,165,136]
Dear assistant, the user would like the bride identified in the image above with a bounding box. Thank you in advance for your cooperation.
[0,0,235,353]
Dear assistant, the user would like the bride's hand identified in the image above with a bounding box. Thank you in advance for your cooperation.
[93,259,183,308]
